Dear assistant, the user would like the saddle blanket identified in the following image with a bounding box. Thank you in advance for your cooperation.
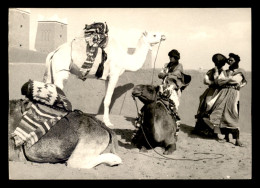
[13,102,67,147]
[12,80,72,147]
[79,22,108,79]
[22,80,72,111]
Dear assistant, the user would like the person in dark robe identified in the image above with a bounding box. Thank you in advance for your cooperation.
[133,49,191,138]
[157,49,191,136]
[194,53,227,136]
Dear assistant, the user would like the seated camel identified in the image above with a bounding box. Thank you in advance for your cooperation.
[8,99,122,169]
[131,84,178,155]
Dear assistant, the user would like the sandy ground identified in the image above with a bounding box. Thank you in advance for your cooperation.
[8,64,252,180]
[9,114,252,180]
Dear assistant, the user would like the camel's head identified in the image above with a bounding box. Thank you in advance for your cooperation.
[142,31,166,46]
[132,84,159,104]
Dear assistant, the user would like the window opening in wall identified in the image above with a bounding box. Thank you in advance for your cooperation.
[20,25,23,28]
[42,30,50,41]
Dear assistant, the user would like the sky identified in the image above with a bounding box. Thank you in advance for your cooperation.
[25,8,251,71]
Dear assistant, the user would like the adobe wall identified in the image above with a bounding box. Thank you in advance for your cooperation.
[8,47,47,63]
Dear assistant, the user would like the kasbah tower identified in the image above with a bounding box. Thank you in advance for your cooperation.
[35,15,67,53]
[9,8,30,49]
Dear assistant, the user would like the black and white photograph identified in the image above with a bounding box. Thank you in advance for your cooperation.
[8,8,252,179]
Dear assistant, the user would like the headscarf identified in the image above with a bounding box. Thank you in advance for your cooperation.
[212,53,227,68]
[168,49,180,60]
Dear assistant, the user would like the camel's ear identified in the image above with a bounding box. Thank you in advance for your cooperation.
[83,24,88,30]
[143,31,148,36]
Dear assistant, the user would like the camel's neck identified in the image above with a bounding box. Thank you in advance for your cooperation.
[123,35,152,71]
[135,35,151,56]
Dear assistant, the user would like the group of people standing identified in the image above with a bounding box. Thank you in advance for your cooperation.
[157,49,247,147]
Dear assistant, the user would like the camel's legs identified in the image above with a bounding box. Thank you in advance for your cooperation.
[54,71,70,90]
[66,134,109,169]
[103,74,120,127]
[163,143,176,155]
[67,134,121,169]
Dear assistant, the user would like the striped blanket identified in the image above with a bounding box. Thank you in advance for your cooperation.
[13,102,67,147]
[12,80,72,147]
[79,22,108,79]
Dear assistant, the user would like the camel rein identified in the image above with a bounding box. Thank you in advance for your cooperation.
[151,38,163,85]
[132,96,224,161]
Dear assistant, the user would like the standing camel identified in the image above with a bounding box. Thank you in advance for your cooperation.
[43,22,166,126]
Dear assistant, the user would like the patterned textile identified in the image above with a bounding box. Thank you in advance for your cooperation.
[80,22,109,77]
[12,102,66,147]
[12,80,72,147]
[159,83,180,110]
[21,80,72,111]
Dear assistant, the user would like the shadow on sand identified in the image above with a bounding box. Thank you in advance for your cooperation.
[113,128,136,150]
[112,117,216,150]
[112,116,137,150]
[180,123,216,140]
[97,83,134,114]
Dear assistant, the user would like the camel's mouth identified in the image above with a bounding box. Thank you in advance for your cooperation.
[132,85,156,103]
[150,35,166,46]
[161,35,166,41]
[132,90,142,97]
[132,85,144,97]
[132,89,151,103]
[132,93,149,103]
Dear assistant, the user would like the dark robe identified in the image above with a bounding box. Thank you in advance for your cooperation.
[164,62,191,91]
[196,68,222,118]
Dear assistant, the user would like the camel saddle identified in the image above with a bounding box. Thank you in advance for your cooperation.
[77,22,109,80]
[12,80,73,147]
[157,96,181,121]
